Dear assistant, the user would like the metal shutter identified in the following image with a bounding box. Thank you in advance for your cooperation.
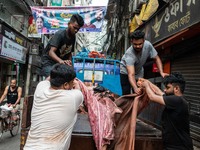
[171,50,200,146]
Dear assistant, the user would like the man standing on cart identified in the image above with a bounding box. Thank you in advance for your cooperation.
[41,14,84,78]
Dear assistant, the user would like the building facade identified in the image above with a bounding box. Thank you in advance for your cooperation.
[106,0,200,146]
[0,0,42,96]
[0,0,31,96]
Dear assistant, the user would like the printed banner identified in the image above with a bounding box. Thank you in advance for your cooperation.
[28,6,106,37]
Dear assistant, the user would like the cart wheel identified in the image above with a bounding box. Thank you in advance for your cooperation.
[0,120,3,140]
[10,118,20,136]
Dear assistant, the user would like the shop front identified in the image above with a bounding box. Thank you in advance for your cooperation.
[0,22,29,96]
[138,0,200,146]
[169,35,200,146]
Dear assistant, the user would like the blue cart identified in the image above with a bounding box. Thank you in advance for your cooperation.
[72,56,122,96]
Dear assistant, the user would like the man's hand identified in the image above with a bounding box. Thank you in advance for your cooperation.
[133,87,142,95]
[78,106,87,114]
[140,80,149,88]
[137,78,145,87]
[7,103,13,107]
[59,60,72,66]
[160,72,169,78]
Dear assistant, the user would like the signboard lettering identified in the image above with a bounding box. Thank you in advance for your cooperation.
[1,25,27,47]
[187,0,195,6]
[144,0,200,44]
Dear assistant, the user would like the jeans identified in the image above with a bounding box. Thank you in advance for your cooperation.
[120,73,131,95]
[41,66,53,78]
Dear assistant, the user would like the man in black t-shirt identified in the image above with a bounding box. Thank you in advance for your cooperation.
[41,14,84,78]
[140,72,193,150]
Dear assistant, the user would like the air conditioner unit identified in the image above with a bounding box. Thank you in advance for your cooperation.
[137,0,147,9]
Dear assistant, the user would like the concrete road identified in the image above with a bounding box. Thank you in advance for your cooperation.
[0,107,22,150]
[0,127,21,150]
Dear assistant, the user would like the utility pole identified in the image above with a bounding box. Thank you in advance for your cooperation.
[25,56,32,96]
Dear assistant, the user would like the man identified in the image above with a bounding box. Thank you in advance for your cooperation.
[24,64,83,150]
[41,14,84,78]
[120,30,168,95]
[140,72,193,150]
[93,10,104,28]
[0,79,22,119]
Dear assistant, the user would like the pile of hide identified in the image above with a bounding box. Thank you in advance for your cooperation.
[76,79,150,150]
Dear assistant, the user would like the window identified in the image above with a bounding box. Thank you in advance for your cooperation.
[11,15,24,32]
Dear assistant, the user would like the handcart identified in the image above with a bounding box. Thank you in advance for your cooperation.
[72,56,122,96]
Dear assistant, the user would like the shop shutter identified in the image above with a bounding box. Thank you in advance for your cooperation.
[171,50,200,146]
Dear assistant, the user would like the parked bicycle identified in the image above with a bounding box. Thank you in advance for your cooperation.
[0,105,20,140]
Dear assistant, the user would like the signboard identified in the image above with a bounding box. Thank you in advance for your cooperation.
[145,0,200,44]
[0,34,27,63]
[1,24,28,48]
[29,6,106,36]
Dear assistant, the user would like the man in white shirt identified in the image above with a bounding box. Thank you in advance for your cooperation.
[24,64,83,150]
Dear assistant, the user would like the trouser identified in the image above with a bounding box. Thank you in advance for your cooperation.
[41,65,53,78]
[120,73,131,95]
